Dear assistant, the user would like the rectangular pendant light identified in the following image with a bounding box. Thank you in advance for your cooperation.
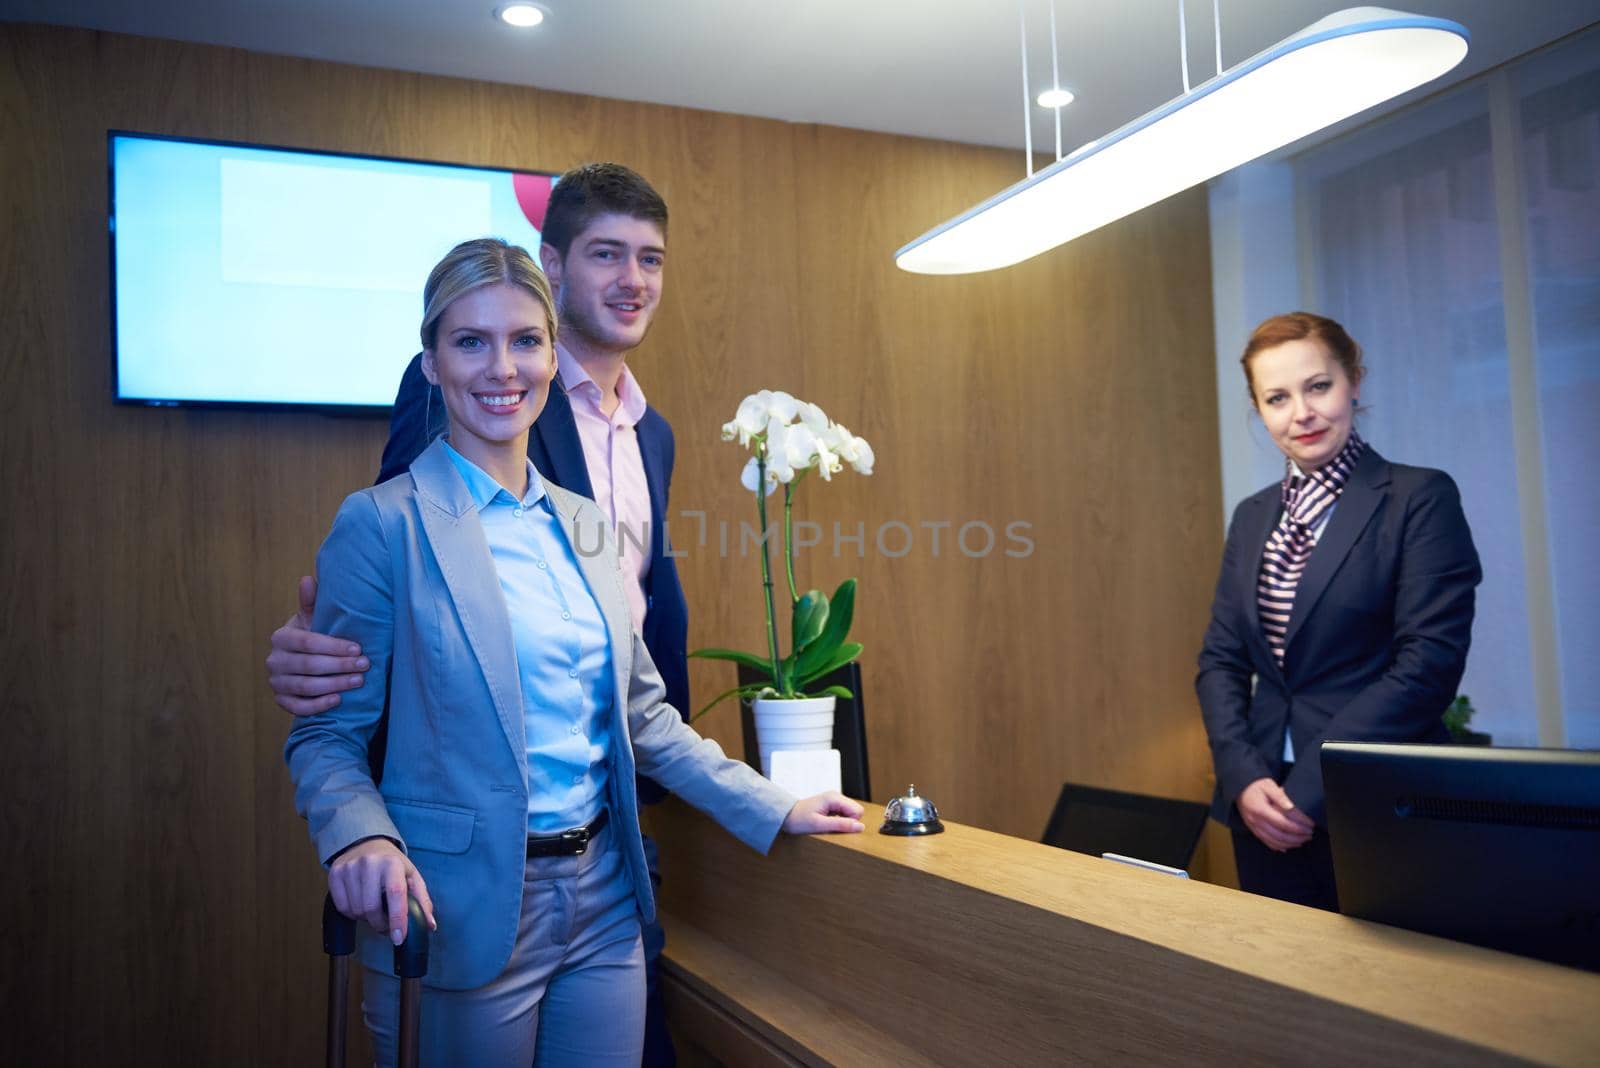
[894,7,1469,275]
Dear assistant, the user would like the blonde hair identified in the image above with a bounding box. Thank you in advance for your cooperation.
[420,238,557,350]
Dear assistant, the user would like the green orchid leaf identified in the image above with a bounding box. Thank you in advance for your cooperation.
[791,589,829,654]
[690,683,770,723]
[793,641,863,689]
[792,632,840,680]
[818,578,856,649]
[793,579,856,678]
[803,684,854,701]
[688,647,774,674]
[794,579,855,673]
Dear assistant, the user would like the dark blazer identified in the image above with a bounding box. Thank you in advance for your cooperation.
[1195,445,1481,826]
[378,354,691,801]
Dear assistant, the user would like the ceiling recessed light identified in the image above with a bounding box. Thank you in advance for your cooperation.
[496,3,547,28]
[1036,87,1075,109]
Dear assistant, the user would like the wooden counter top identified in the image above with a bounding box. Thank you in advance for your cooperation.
[646,800,1600,1066]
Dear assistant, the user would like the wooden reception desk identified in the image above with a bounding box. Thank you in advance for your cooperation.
[643,800,1599,1067]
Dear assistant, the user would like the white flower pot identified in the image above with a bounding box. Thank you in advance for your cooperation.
[752,695,836,776]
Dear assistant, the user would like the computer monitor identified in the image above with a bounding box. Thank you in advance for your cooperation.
[1323,742,1600,972]
[1040,783,1209,872]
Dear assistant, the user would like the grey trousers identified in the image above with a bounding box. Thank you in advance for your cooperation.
[363,819,646,1066]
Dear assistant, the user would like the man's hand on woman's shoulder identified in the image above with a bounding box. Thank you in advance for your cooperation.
[265,575,368,716]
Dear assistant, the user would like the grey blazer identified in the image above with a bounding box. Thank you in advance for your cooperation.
[285,438,795,990]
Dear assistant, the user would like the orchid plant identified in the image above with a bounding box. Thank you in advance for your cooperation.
[689,390,875,720]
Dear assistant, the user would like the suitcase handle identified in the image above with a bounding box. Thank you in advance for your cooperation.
[323,893,356,957]
[320,891,431,976]
[323,892,430,1068]
[392,894,430,979]
[323,894,355,1068]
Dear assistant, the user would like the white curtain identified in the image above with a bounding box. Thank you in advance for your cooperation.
[1298,86,1536,746]
[1519,39,1600,747]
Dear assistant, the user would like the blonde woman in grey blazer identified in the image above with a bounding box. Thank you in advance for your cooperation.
[285,238,863,1066]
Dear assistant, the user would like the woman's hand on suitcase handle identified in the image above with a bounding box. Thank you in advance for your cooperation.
[328,837,438,945]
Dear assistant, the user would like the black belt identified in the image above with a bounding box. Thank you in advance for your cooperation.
[526,809,609,858]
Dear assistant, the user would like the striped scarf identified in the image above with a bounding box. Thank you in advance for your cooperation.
[1257,433,1366,667]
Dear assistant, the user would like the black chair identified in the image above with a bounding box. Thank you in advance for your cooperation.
[735,661,871,802]
[1041,782,1209,871]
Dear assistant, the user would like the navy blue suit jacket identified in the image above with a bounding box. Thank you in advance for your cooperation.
[1195,446,1481,826]
[378,353,691,802]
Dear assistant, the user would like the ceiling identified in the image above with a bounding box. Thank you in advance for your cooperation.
[3,1,1597,153]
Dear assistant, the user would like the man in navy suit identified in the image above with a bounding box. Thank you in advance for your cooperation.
[267,162,690,1065]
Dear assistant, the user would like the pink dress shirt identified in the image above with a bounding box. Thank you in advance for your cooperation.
[556,344,653,634]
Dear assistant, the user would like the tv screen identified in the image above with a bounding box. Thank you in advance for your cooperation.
[1323,742,1600,972]
[109,132,556,411]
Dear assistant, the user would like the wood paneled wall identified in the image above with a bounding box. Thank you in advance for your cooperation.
[0,22,1220,1064]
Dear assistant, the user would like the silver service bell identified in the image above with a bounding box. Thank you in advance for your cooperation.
[880,784,944,836]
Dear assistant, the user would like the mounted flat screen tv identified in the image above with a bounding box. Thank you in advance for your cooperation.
[109,132,556,412]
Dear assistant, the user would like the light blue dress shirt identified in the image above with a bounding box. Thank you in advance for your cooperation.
[443,441,615,833]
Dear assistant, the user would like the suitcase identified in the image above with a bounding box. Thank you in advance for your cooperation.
[323,892,430,1068]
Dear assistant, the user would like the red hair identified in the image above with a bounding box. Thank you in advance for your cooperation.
[1240,312,1365,405]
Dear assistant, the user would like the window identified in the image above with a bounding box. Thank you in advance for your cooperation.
[1209,28,1599,748]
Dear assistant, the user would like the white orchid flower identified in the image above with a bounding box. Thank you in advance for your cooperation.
[768,422,806,482]
[790,422,832,480]
[846,435,874,475]
[767,390,800,423]
[763,421,798,483]
[728,393,770,448]
[828,425,875,476]
[817,422,850,454]
[797,401,830,434]
[781,420,819,465]
[777,420,835,482]
[740,455,778,496]
[729,393,873,490]
[815,437,842,481]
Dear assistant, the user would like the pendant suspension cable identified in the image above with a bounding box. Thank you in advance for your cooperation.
[1213,0,1223,75]
[1178,0,1191,94]
[896,7,1470,276]
[1048,0,1063,160]
[1020,0,1034,176]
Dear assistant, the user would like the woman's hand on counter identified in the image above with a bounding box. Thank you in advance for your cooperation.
[782,792,866,835]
